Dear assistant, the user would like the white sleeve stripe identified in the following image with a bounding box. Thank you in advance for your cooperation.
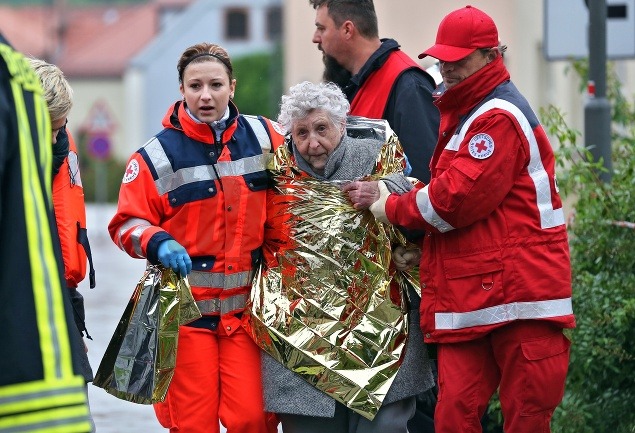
[443,98,564,229]
[415,184,455,232]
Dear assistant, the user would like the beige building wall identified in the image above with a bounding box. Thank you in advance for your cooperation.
[284,0,586,133]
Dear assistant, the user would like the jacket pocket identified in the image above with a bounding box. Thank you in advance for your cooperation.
[442,251,504,312]
[520,331,571,415]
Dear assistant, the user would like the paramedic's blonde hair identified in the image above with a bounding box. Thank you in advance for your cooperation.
[28,57,73,122]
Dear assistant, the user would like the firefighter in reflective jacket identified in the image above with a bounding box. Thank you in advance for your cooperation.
[108,43,284,433]
[0,33,92,432]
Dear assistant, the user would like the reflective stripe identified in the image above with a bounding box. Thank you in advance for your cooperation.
[435,298,573,330]
[216,153,272,177]
[196,293,249,315]
[415,184,455,233]
[243,115,272,152]
[188,269,254,289]
[1,42,91,432]
[144,137,173,179]
[144,138,218,195]
[0,378,90,431]
[143,135,272,195]
[67,150,82,187]
[116,217,151,258]
[11,65,69,380]
[155,165,218,196]
[444,98,565,229]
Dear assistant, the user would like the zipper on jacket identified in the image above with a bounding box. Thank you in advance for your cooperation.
[210,129,224,192]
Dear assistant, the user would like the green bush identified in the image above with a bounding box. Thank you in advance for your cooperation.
[540,60,635,433]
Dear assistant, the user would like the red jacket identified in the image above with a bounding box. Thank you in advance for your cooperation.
[109,101,285,332]
[52,130,94,289]
[385,57,575,343]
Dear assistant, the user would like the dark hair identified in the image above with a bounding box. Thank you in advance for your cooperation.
[309,0,378,39]
[177,43,233,83]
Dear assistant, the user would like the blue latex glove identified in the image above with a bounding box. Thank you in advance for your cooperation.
[157,239,192,277]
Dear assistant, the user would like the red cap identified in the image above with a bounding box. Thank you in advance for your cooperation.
[418,5,498,62]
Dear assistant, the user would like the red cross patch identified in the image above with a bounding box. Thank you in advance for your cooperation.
[468,133,495,159]
[122,160,139,184]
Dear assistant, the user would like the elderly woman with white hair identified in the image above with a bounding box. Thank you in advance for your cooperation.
[248,81,435,433]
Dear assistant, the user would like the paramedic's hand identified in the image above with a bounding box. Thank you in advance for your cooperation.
[157,240,192,277]
[393,245,421,272]
[369,181,391,224]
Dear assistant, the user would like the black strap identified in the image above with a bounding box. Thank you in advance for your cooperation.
[76,222,96,289]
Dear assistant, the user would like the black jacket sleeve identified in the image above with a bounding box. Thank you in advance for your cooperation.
[384,69,440,184]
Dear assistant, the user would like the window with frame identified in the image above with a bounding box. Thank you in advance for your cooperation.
[266,6,282,41]
[225,8,249,40]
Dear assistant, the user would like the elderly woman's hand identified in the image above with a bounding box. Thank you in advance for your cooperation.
[392,245,421,272]
[341,180,380,210]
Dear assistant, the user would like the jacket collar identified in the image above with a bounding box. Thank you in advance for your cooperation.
[350,38,400,88]
[161,100,239,144]
[434,56,510,116]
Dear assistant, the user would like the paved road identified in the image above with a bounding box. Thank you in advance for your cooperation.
[80,204,164,433]
[80,204,285,433]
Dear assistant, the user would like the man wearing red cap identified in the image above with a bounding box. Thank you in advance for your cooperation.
[343,5,575,433]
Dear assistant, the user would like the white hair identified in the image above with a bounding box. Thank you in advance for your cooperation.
[277,81,350,133]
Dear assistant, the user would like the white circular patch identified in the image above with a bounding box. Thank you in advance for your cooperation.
[468,133,495,159]
[122,160,140,184]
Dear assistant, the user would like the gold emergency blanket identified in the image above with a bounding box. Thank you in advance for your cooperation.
[93,265,201,404]
[248,118,418,420]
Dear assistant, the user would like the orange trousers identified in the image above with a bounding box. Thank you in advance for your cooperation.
[435,321,571,433]
[154,321,277,433]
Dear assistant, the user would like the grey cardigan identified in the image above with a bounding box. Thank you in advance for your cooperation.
[261,131,435,417]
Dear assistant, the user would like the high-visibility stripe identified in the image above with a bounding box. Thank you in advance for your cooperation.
[195,293,249,315]
[215,153,272,177]
[188,269,254,289]
[116,217,152,257]
[443,98,565,229]
[435,298,573,330]
[1,42,90,431]
[144,137,272,195]
[0,378,87,415]
[415,184,455,233]
[243,115,272,152]
[12,77,72,381]
[0,384,90,432]
[67,150,82,187]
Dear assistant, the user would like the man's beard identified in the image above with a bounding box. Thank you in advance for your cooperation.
[322,53,352,89]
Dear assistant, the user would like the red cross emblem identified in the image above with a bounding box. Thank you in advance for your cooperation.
[468,133,495,159]
[122,160,140,184]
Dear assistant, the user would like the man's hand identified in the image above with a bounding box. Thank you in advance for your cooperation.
[393,245,422,271]
[341,180,380,210]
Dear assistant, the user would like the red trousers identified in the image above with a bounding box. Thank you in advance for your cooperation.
[435,321,571,433]
[154,321,277,433]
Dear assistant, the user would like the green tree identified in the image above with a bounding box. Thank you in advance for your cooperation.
[232,45,284,120]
